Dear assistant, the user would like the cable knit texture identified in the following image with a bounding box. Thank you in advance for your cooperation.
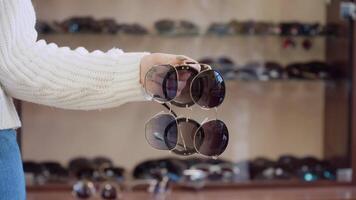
[0,0,150,129]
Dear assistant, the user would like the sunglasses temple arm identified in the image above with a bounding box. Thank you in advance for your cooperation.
[161,103,178,118]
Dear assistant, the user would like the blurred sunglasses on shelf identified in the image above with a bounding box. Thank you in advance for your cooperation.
[41,162,69,183]
[53,17,148,35]
[299,23,323,36]
[75,166,125,183]
[285,61,332,80]
[118,23,148,35]
[249,157,293,180]
[190,162,241,182]
[180,169,207,189]
[23,161,49,185]
[240,21,261,35]
[227,20,280,36]
[280,22,323,37]
[155,19,199,36]
[280,22,301,36]
[97,19,121,34]
[262,62,286,80]
[234,62,263,81]
[35,21,56,34]
[199,57,235,68]
[68,157,125,183]
[92,157,114,170]
[73,180,121,200]
[296,157,336,182]
[207,22,234,36]
[56,16,102,34]
[199,57,236,80]
[155,20,175,35]
[133,158,185,183]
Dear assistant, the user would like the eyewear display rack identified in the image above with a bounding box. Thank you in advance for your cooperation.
[17,0,356,191]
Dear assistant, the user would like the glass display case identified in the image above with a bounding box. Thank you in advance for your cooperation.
[19,0,356,192]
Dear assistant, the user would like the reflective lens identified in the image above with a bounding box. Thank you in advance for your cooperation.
[73,181,96,199]
[172,118,200,156]
[171,66,199,107]
[194,120,229,157]
[101,184,118,200]
[145,114,178,150]
[191,70,226,108]
[145,65,178,102]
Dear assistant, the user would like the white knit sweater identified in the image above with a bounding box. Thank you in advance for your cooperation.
[0,0,150,129]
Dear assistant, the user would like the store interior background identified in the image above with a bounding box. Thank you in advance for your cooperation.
[22,0,346,174]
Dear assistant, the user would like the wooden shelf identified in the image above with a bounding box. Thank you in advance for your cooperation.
[40,33,327,38]
[27,180,352,193]
[38,34,326,66]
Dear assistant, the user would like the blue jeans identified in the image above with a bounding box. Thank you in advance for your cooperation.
[0,129,26,200]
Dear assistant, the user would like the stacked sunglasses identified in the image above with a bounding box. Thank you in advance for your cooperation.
[144,63,229,158]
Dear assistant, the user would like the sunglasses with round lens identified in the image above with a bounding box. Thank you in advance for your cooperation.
[170,64,226,109]
[145,104,229,158]
[194,119,229,158]
[171,118,200,156]
[145,112,178,151]
[73,180,121,200]
[144,64,178,103]
[145,111,198,156]
[144,63,228,158]
[144,63,226,109]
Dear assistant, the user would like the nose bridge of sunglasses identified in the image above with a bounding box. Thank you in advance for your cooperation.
[199,63,213,71]
[199,107,219,124]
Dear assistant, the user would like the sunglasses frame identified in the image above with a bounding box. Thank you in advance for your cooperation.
[144,63,226,110]
[144,63,228,158]
[144,64,179,104]
[145,106,199,155]
[145,104,229,158]
[169,63,226,110]
[144,110,179,151]
[192,117,229,158]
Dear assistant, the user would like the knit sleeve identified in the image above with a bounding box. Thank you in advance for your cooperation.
[0,0,150,110]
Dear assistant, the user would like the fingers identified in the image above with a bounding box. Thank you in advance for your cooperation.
[175,55,201,72]
[142,53,204,100]
[176,55,196,64]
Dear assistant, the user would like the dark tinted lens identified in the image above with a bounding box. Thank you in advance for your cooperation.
[73,181,96,199]
[172,118,200,156]
[194,120,229,157]
[191,70,225,108]
[101,184,118,200]
[171,66,199,107]
[145,65,178,102]
[145,114,178,150]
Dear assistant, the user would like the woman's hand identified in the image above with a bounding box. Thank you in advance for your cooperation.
[140,53,201,99]
[140,53,199,84]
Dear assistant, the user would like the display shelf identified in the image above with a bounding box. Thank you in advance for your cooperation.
[39,34,326,65]
[40,33,329,38]
[39,32,328,39]
[26,180,351,193]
